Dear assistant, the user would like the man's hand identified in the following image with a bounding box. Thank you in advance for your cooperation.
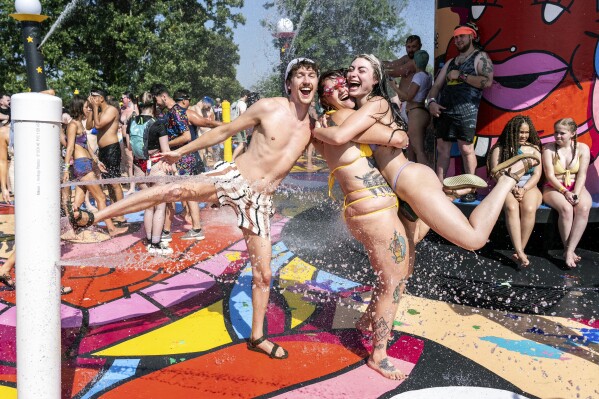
[428,102,446,118]
[446,70,461,82]
[96,160,107,174]
[159,150,182,165]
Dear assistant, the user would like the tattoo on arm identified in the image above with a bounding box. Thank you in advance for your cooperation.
[328,119,337,127]
[480,55,493,76]
[479,77,489,89]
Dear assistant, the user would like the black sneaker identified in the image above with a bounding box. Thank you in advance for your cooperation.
[459,192,477,203]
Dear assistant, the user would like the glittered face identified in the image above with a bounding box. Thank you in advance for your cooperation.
[322,77,346,97]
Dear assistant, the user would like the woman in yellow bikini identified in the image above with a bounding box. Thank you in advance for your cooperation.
[313,69,410,380]
[542,117,592,268]
[312,54,540,252]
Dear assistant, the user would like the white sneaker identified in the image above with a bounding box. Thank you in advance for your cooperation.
[161,230,172,242]
[148,242,173,256]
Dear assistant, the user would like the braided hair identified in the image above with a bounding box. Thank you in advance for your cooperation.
[554,117,578,165]
[487,115,541,173]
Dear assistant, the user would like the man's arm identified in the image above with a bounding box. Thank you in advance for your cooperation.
[92,104,118,130]
[162,98,265,161]
[187,108,222,128]
[445,52,494,89]
[383,56,414,78]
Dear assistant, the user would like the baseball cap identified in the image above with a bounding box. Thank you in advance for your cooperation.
[284,57,317,94]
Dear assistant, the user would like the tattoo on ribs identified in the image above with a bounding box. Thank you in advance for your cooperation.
[356,170,392,196]
[389,231,407,264]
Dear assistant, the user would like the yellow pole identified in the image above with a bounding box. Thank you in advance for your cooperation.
[222,100,232,162]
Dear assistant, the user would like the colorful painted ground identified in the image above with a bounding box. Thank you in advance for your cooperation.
[0,157,597,399]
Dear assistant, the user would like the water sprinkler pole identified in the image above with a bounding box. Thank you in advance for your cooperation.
[10,1,62,398]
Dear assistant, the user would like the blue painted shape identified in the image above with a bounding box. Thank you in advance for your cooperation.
[228,241,294,339]
[315,271,361,293]
[580,328,599,344]
[480,336,564,359]
[80,359,140,399]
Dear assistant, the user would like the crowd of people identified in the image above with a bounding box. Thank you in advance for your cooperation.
[0,22,594,380]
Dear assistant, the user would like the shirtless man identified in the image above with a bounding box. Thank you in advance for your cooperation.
[383,35,422,122]
[86,88,125,216]
[80,58,320,360]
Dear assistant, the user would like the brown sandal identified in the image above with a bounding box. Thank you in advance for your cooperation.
[247,336,288,360]
[490,154,540,182]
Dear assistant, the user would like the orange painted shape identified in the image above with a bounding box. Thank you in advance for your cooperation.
[99,338,362,398]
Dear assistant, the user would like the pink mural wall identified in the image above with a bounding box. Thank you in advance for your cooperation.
[435,0,599,196]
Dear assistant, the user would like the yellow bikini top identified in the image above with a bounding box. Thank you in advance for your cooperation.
[328,144,373,199]
[553,149,580,186]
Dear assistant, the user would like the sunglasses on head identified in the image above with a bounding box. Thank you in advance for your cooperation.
[322,77,346,97]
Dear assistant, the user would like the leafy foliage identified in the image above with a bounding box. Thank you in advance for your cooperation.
[0,0,245,102]
[259,0,408,82]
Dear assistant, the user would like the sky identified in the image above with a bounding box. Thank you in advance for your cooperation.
[233,0,435,89]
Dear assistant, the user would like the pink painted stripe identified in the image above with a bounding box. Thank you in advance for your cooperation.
[61,303,83,329]
[0,307,15,327]
[270,218,289,241]
[141,271,216,307]
[228,240,247,251]
[88,294,160,326]
[197,252,234,276]
[272,359,413,399]
[61,231,141,260]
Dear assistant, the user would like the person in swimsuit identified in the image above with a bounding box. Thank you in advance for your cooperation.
[388,50,432,166]
[542,117,592,268]
[312,54,539,255]
[86,88,126,224]
[314,69,412,380]
[72,58,321,361]
[63,96,127,237]
[487,115,543,267]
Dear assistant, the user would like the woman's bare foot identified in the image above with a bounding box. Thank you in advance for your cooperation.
[511,253,530,267]
[367,355,406,380]
[564,252,577,268]
[573,253,582,263]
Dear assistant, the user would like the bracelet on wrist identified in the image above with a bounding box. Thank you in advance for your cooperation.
[558,186,568,194]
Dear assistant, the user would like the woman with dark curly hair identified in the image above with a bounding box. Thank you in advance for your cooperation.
[487,115,543,267]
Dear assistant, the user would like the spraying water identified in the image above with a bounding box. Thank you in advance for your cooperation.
[38,0,82,49]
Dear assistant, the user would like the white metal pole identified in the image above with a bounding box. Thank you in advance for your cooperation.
[12,92,62,399]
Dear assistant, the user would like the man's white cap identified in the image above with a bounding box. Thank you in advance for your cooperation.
[284,57,316,94]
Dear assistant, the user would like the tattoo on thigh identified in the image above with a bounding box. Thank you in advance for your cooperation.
[374,343,385,350]
[389,231,407,264]
[374,317,390,341]
[393,284,401,304]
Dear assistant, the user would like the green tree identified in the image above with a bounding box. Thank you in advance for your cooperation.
[261,0,408,81]
[0,0,245,102]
